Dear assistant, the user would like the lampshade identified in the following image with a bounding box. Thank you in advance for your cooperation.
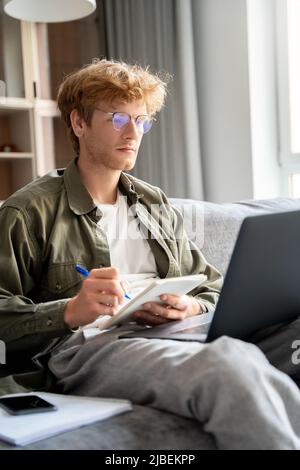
[3,0,96,23]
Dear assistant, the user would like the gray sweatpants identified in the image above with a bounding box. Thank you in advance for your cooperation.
[49,317,300,450]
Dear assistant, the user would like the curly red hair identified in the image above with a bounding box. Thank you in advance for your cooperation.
[57,58,169,155]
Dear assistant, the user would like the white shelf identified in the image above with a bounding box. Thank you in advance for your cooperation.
[0,98,33,113]
[0,152,34,160]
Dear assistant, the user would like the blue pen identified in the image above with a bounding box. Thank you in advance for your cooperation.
[75,265,89,278]
[75,265,131,300]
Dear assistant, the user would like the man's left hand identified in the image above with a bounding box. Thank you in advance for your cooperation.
[132,294,203,326]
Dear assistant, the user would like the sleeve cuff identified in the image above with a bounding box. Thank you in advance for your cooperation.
[35,299,70,333]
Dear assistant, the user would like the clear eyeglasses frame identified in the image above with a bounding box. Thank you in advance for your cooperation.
[93,107,155,134]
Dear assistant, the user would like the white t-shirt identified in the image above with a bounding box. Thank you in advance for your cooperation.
[96,190,158,279]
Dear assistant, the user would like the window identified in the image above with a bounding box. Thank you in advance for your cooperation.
[275,0,300,196]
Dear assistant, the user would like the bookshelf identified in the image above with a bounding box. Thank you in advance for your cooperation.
[0,0,106,203]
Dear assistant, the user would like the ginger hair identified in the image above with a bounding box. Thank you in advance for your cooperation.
[57,58,169,155]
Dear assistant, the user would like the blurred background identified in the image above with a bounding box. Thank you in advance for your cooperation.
[0,0,299,203]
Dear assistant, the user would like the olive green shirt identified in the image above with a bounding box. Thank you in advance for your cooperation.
[0,158,222,364]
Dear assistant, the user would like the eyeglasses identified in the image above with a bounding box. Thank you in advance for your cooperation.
[94,107,154,134]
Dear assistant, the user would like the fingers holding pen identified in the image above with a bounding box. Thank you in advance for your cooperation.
[83,277,125,304]
[81,267,127,305]
[66,266,126,328]
[89,266,119,280]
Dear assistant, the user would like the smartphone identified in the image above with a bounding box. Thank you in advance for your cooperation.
[0,394,57,415]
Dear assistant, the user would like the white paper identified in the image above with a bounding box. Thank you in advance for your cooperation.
[0,392,132,446]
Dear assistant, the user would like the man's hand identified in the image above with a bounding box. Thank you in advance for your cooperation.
[64,267,125,329]
[132,294,203,326]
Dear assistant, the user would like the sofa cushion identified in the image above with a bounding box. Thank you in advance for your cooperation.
[0,404,216,450]
[171,197,300,275]
[0,375,216,450]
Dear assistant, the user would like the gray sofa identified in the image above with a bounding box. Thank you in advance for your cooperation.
[1,196,300,450]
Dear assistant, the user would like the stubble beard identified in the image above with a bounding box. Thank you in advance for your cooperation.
[87,146,137,172]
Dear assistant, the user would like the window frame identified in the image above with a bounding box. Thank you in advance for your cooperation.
[275,0,300,195]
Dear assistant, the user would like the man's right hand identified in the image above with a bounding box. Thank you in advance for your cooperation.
[64,267,125,329]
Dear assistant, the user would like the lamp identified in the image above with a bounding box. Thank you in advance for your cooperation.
[3,0,96,23]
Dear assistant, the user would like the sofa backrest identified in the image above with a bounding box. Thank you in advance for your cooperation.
[171,197,300,275]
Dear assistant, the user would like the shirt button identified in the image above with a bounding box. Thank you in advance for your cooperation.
[55,282,61,291]
[46,318,53,327]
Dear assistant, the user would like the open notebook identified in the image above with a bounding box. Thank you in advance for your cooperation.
[103,273,207,329]
[82,273,207,338]
[0,392,132,446]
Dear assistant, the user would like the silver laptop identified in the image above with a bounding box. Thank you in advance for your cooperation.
[120,210,300,343]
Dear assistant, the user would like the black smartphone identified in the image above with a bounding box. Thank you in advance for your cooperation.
[0,395,57,415]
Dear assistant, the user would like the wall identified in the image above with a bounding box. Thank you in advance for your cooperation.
[193,0,280,203]
[193,0,253,202]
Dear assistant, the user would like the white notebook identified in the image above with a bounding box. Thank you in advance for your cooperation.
[0,392,132,446]
[102,274,207,329]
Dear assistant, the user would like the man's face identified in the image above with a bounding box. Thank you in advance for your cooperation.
[77,99,148,172]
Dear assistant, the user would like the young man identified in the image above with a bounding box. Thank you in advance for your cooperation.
[0,59,300,449]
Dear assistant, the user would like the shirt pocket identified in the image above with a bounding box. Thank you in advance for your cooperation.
[39,263,82,301]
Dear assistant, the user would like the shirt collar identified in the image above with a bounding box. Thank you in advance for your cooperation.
[64,158,144,215]
[119,172,144,203]
[64,158,96,215]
